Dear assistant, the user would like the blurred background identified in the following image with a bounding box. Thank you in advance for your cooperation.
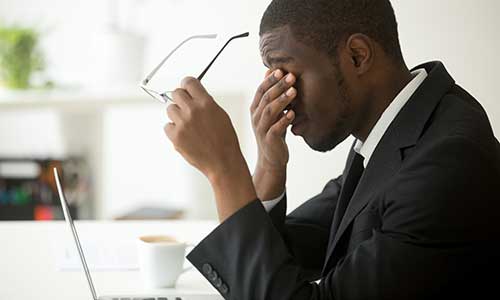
[0,0,498,221]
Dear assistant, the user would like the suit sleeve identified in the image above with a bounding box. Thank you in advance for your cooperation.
[187,136,499,300]
[186,176,342,299]
[267,176,342,280]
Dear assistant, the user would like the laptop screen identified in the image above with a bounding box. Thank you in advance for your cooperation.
[54,167,98,300]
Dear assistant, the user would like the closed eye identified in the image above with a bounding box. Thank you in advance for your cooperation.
[264,55,295,69]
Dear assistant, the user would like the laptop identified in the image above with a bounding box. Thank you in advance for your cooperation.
[53,168,223,300]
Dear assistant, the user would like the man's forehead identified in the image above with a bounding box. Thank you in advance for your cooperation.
[260,30,283,49]
[259,27,296,66]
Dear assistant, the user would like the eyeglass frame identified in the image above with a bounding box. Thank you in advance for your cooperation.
[140,32,249,103]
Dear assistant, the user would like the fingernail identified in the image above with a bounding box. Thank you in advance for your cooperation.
[286,110,295,120]
[274,69,283,79]
[286,87,295,97]
[285,73,294,83]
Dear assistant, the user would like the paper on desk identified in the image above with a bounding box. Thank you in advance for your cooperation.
[53,236,139,271]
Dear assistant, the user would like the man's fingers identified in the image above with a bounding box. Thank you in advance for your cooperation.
[251,69,283,112]
[171,88,192,110]
[163,122,176,140]
[268,110,295,137]
[254,73,296,121]
[259,86,296,131]
[265,69,273,78]
[166,103,182,124]
[181,76,211,101]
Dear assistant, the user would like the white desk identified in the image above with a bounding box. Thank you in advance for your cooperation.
[0,220,223,300]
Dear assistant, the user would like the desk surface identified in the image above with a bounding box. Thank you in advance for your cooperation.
[0,220,222,300]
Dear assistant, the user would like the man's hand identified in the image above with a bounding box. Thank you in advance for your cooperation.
[164,77,240,179]
[251,69,297,200]
[164,77,256,222]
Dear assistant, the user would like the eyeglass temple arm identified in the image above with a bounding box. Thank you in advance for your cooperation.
[142,34,217,85]
[197,32,250,81]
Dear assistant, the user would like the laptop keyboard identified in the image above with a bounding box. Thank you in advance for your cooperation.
[103,295,223,300]
[111,298,183,300]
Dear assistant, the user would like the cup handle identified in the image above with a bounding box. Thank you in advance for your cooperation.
[182,243,196,273]
[182,265,193,273]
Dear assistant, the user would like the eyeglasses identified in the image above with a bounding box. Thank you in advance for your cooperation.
[140,32,249,103]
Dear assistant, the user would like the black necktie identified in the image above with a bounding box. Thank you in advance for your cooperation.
[336,152,365,223]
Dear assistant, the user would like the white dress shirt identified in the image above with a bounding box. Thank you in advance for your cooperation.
[261,68,428,212]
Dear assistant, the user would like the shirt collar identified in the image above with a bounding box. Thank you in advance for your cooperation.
[354,68,428,167]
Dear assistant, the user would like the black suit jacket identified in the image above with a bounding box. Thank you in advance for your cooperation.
[187,61,500,299]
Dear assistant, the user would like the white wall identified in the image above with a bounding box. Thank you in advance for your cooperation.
[393,0,500,133]
[0,0,498,219]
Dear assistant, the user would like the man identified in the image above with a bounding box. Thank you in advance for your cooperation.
[164,0,500,299]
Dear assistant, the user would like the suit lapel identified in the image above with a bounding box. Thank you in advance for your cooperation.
[322,61,456,274]
[328,139,402,257]
[322,143,402,274]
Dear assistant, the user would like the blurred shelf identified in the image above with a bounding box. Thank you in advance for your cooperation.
[113,206,185,220]
[0,86,158,111]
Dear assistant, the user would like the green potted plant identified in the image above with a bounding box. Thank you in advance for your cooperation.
[0,25,44,89]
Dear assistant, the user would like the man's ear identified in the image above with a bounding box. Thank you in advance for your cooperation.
[345,33,374,75]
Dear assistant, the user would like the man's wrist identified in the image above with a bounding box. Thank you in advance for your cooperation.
[256,156,287,174]
[207,153,257,222]
[207,151,247,184]
[253,159,286,201]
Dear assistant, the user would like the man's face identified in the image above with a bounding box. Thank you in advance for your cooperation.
[259,26,357,152]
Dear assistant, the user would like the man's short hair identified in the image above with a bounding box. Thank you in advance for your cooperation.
[260,0,404,63]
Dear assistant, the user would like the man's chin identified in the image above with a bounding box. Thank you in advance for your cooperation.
[303,133,348,153]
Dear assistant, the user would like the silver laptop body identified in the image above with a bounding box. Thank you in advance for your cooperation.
[53,168,222,300]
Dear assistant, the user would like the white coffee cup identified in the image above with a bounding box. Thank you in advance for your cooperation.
[137,235,191,288]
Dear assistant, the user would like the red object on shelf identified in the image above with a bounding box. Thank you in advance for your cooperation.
[34,205,53,220]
